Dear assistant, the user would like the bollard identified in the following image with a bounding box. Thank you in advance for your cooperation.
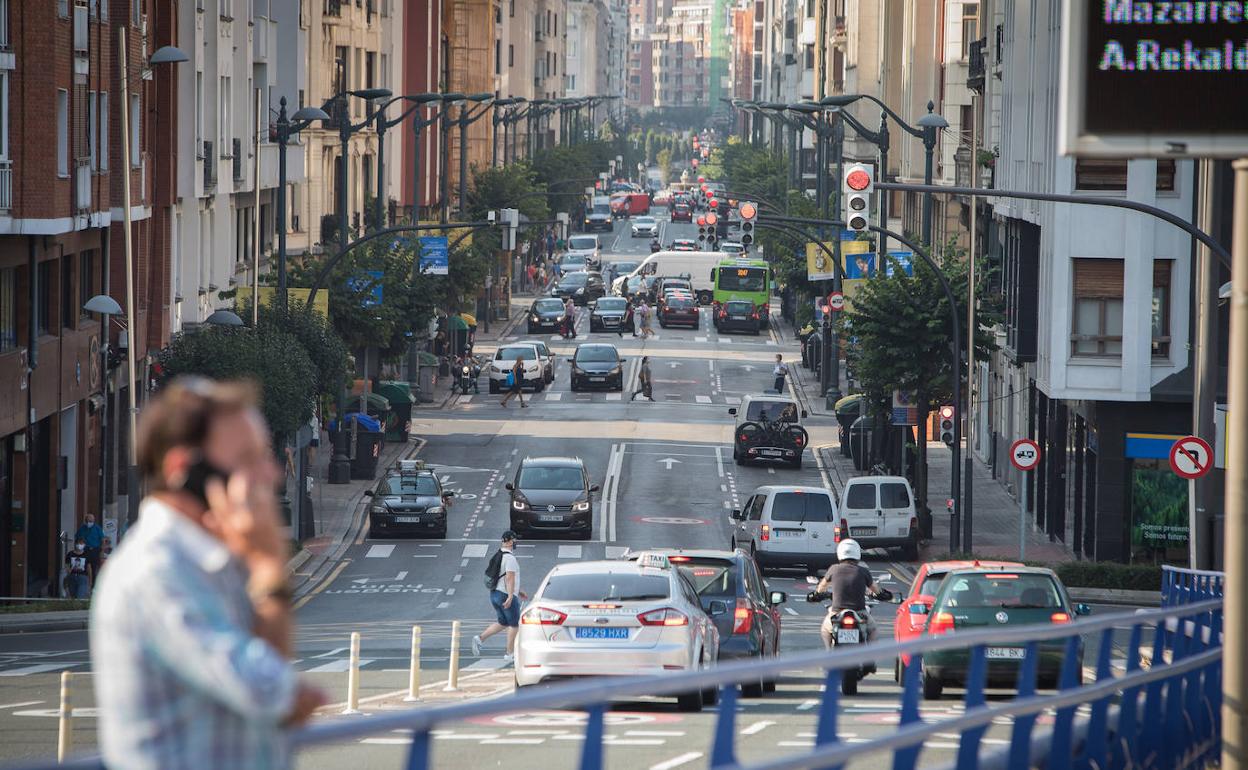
[445,620,461,692]
[57,671,72,763]
[404,625,422,702]
[341,631,362,715]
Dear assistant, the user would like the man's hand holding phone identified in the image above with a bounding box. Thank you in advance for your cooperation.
[203,473,287,575]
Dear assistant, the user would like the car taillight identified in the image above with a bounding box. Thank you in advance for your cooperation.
[761,524,770,542]
[638,608,689,626]
[839,613,857,628]
[762,303,769,317]
[521,607,567,625]
[739,433,749,443]
[668,555,690,562]
[834,519,848,542]
[929,612,956,635]
[732,598,753,634]
[909,516,918,532]
[1050,612,1071,624]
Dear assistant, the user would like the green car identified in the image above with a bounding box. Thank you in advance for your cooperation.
[917,566,1091,700]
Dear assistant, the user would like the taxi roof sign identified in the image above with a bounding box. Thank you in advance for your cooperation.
[636,552,672,570]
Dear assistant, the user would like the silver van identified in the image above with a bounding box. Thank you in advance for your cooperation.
[729,485,839,571]
[838,475,919,560]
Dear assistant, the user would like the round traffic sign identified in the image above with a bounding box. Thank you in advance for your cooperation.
[828,291,845,312]
[1169,436,1213,480]
[1009,439,1041,472]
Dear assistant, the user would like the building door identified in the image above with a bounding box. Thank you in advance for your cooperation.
[27,420,52,596]
[59,405,79,548]
[0,436,12,596]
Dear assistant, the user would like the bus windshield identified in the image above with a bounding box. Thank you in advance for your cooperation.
[718,267,767,292]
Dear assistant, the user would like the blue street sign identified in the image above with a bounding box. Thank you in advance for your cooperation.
[347,270,385,307]
[418,236,449,275]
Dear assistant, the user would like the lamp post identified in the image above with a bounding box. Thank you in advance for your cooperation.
[409,93,455,221]
[332,85,393,250]
[436,94,467,223]
[116,30,187,522]
[366,93,444,231]
[492,98,525,166]
[83,294,122,535]
[454,94,496,218]
[272,98,332,309]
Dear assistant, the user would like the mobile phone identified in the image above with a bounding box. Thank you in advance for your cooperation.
[182,456,227,506]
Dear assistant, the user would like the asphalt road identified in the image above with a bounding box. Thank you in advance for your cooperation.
[0,210,1147,770]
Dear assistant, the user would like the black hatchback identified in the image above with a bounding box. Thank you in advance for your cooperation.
[528,298,568,333]
[715,300,762,334]
[365,461,455,538]
[506,457,599,539]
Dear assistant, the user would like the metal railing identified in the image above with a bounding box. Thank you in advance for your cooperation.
[0,159,12,210]
[22,567,1222,770]
[202,140,216,191]
[232,138,243,181]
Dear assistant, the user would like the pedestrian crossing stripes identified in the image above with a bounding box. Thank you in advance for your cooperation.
[459,392,744,406]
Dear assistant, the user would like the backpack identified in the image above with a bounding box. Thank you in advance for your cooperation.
[484,550,505,590]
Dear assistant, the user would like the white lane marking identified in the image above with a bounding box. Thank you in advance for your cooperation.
[365,544,395,558]
[726,396,741,405]
[695,395,711,403]
[558,545,583,559]
[462,544,489,558]
[512,448,519,455]
[481,738,546,745]
[436,601,450,609]
[768,467,776,475]
[740,721,775,736]
[0,664,77,677]
[432,733,503,741]
[796,732,859,738]
[627,730,686,737]
[460,559,470,568]
[796,699,820,711]
[696,336,708,342]
[304,658,374,673]
[785,607,799,616]
[708,360,715,371]
[395,571,408,581]
[419,543,443,548]
[650,753,704,770]
[604,739,666,746]
[446,588,456,596]
[464,659,511,671]
[603,442,624,542]
[605,392,623,401]
[723,501,730,509]
[0,700,45,710]
[766,339,777,346]
[720,484,727,492]
[720,337,732,344]
[605,546,629,559]
[411,555,438,558]
[452,574,463,582]
[546,392,563,401]
[363,738,417,745]
[778,741,815,748]
[312,647,346,659]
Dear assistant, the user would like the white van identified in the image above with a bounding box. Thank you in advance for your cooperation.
[729,485,839,571]
[838,475,919,560]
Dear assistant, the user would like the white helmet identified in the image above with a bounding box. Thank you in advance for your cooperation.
[836,538,862,562]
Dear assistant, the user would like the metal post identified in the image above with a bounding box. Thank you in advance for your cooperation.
[964,94,978,554]
[375,109,387,230]
[338,92,350,252]
[492,111,500,167]
[276,99,290,308]
[458,108,470,218]
[404,625,422,702]
[440,105,452,224]
[1192,158,1220,569]
[878,115,890,261]
[816,116,831,397]
[412,110,424,221]
[117,27,139,524]
[826,116,844,407]
[251,89,261,325]
[1222,158,1248,770]
[1019,472,1027,561]
[922,99,938,246]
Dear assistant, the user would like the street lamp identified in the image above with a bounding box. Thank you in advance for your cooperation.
[491,97,525,166]
[334,86,394,249]
[205,309,246,327]
[436,93,467,223]
[455,93,496,218]
[83,294,123,538]
[363,93,444,229]
[272,98,332,310]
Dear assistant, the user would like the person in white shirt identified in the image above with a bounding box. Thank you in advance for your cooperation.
[773,353,790,393]
[472,530,525,662]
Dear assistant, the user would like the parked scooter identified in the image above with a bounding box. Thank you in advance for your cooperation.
[806,578,894,695]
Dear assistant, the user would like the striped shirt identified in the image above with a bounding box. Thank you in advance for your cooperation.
[90,498,297,770]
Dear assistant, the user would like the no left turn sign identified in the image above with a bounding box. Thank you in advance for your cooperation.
[1009,439,1041,472]
[828,291,845,312]
[1169,436,1213,480]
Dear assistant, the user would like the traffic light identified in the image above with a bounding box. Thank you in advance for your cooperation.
[939,405,956,446]
[738,201,758,246]
[843,163,874,233]
[697,215,707,242]
[705,212,718,248]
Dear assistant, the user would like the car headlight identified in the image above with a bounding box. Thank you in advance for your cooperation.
[611,365,622,375]
[426,506,445,516]
[576,288,585,294]
[531,314,540,322]
[573,501,591,512]
[370,505,388,514]
[512,498,528,511]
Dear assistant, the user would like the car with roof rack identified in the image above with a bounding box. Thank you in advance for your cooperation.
[364,459,455,538]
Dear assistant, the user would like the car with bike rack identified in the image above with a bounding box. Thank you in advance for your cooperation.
[728,394,809,468]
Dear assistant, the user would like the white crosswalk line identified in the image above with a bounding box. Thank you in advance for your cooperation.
[558,545,583,559]
[720,337,732,344]
[695,395,711,403]
[605,546,630,559]
[766,339,777,345]
[545,392,563,401]
[365,544,394,558]
[695,336,708,342]
[304,658,374,674]
[0,664,77,677]
[462,544,489,558]
[726,396,742,405]
[650,752,704,770]
[605,393,622,401]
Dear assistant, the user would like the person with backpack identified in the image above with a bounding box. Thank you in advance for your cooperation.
[472,530,524,662]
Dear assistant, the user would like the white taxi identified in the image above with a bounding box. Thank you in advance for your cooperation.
[514,552,721,710]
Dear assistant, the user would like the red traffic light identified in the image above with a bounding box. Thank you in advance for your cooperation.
[846,168,872,191]
[708,198,717,209]
[705,212,718,226]
[939,405,955,420]
[696,216,706,226]
[698,176,706,183]
[738,202,757,219]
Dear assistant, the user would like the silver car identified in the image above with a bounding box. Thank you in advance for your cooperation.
[488,344,546,394]
[630,216,658,238]
[514,552,721,711]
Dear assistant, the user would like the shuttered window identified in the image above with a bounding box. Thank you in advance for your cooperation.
[1152,260,1172,358]
[1071,258,1123,357]
[1075,159,1177,192]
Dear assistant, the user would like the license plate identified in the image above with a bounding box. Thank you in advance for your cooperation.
[985,647,1027,660]
[773,529,804,538]
[575,627,630,640]
[395,516,422,523]
[730,315,747,320]
[539,514,564,522]
[761,449,782,457]
[590,377,606,382]
[850,527,877,536]
[835,628,861,644]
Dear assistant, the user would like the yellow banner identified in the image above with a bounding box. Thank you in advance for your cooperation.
[235,287,330,320]
[805,242,836,281]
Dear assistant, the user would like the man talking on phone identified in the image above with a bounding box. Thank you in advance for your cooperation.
[90,377,326,770]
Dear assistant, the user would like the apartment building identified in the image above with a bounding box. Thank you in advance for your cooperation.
[171,0,305,331]
[565,0,608,98]
[653,0,710,107]
[625,0,658,108]
[0,0,178,597]
[401,0,442,217]
[446,0,497,212]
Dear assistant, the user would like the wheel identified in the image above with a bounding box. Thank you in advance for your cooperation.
[742,679,765,697]
[570,381,579,392]
[436,528,448,540]
[764,676,777,694]
[489,381,500,394]
[922,667,944,700]
[901,536,919,562]
[894,657,902,683]
[677,690,703,712]
[735,454,746,466]
[576,527,593,541]
[841,672,858,696]
[702,685,720,706]
[527,325,538,334]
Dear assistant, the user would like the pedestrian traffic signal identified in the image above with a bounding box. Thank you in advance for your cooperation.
[738,201,758,246]
[939,405,956,446]
[843,163,874,233]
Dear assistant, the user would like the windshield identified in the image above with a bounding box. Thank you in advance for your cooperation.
[722,244,744,253]
[591,204,610,215]
[667,297,695,309]
[561,254,587,265]
[615,262,640,274]
[517,466,585,491]
[634,217,655,226]
[769,492,835,522]
[938,574,1064,610]
[745,401,799,422]
[596,298,627,311]
[569,236,598,251]
[560,273,588,286]
[382,475,440,496]
[718,267,767,292]
[495,347,535,361]
[676,560,736,599]
[724,301,754,314]
[541,573,670,602]
[576,346,620,363]
[535,299,564,312]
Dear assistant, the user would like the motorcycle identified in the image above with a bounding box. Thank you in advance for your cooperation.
[455,356,481,394]
[650,239,661,253]
[806,581,894,695]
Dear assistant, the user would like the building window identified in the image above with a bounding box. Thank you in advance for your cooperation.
[57,89,69,177]
[0,267,15,351]
[87,91,98,170]
[495,40,501,74]
[1071,258,1124,357]
[1152,259,1172,358]
[569,74,576,91]
[1075,158,1177,192]
[509,0,513,17]
[365,52,376,89]
[61,258,74,330]
[961,3,979,58]
[130,93,141,166]
[219,76,231,151]
[508,44,514,67]
[98,92,108,171]
[79,250,95,319]
[36,261,53,337]
[803,44,813,68]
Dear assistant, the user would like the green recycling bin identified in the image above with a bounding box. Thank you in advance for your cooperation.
[377,381,415,442]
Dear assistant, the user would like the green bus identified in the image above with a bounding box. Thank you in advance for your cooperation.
[710,258,772,326]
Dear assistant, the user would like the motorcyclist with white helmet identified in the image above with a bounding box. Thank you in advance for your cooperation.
[814,538,892,648]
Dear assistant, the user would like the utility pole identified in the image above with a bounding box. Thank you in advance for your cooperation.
[963,93,978,553]
[1191,158,1221,569]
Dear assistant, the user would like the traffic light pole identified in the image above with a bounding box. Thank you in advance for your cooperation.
[826,115,845,408]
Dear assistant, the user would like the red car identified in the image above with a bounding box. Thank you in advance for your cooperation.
[893,559,1024,678]
[671,239,699,251]
[659,295,700,328]
[671,202,693,222]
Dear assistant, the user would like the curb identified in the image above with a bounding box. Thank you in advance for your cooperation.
[287,547,313,575]
[1069,587,1162,606]
[0,613,90,635]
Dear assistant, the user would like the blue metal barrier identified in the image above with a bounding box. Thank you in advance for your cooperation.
[1162,564,1224,607]
[18,567,1224,770]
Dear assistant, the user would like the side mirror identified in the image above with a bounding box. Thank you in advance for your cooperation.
[567,358,576,364]
[1075,603,1092,616]
[363,490,375,498]
[769,591,788,606]
[442,491,455,498]
[801,410,809,419]
[730,508,742,520]
[618,358,627,363]
[728,408,737,416]
[708,600,729,616]
[590,484,601,493]
[909,602,930,615]
[504,483,515,491]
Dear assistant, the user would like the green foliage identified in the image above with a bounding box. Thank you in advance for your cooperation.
[157,326,317,436]
[467,162,551,225]
[656,148,673,183]
[237,297,351,398]
[932,554,1163,591]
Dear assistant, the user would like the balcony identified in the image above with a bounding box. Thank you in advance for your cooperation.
[0,159,10,210]
[968,37,986,93]
[232,139,243,181]
[202,139,217,191]
[324,0,342,17]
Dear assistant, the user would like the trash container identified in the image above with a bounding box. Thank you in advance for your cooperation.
[416,351,439,403]
[376,381,414,442]
[331,413,384,479]
[848,414,876,471]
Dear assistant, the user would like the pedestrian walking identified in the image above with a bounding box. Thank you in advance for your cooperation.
[631,356,655,401]
[563,297,578,338]
[773,354,790,393]
[546,230,556,256]
[526,263,538,293]
[500,356,528,408]
[90,377,326,770]
[75,513,105,584]
[638,300,654,339]
[472,530,525,662]
[64,540,91,598]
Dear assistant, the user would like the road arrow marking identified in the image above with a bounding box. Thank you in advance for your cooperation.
[669,362,682,369]
[742,365,754,372]
[657,457,682,470]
